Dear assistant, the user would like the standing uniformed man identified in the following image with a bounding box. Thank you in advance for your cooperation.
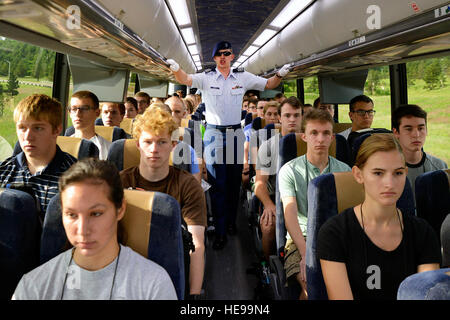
[167,41,290,250]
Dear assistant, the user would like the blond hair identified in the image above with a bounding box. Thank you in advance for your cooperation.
[14,94,62,131]
[263,101,280,115]
[133,106,178,140]
[354,133,405,169]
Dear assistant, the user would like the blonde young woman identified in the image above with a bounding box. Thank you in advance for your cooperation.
[318,134,441,300]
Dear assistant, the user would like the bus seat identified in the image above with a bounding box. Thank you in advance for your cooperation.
[263,123,281,142]
[397,268,450,300]
[333,122,352,133]
[241,110,247,120]
[251,117,266,131]
[64,125,129,141]
[94,125,128,142]
[120,117,134,135]
[415,169,450,248]
[306,171,415,300]
[180,118,194,129]
[13,137,99,159]
[244,112,257,126]
[348,129,392,165]
[107,138,192,173]
[122,189,185,300]
[0,188,40,300]
[95,118,103,125]
[39,190,185,300]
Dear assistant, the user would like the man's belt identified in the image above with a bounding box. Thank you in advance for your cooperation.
[207,124,241,131]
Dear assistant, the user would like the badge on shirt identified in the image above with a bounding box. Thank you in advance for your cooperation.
[232,85,243,90]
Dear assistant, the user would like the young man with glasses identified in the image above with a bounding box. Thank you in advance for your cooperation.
[338,95,375,139]
[134,91,151,115]
[166,41,290,250]
[69,91,111,160]
[0,94,77,217]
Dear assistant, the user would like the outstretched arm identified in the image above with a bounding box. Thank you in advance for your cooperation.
[167,59,193,87]
[265,64,290,90]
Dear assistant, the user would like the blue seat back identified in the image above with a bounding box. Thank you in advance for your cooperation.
[306,172,415,300]
[40,190,185,299]
[349,129,392,166]
[415,169,450,248]
[0,188,40,299]
[244,112,257,126]
[13,137,99,159]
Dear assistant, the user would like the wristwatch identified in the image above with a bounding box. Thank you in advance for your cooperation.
[275,73,282,78]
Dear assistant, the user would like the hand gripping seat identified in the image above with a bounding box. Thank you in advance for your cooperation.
[415,169,450,248]
[13,136,99,159]
[40,190,185,299]
[306,171,415,300]
[0,188,40,299]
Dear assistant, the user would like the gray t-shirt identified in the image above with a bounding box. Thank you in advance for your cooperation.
[407,152,448,199]
[255,133,281,195]
[12,245,177,300]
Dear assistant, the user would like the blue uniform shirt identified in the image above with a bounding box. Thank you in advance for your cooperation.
[191,69,267,126]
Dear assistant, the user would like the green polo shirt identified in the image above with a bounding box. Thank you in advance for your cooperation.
[279,155,351,238]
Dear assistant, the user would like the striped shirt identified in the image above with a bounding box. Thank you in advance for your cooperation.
[0,145,77,217]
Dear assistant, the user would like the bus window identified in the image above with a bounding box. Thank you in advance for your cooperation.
[337,66,391,128]
[406,57,450,165]
[303,76,319,105]
[0,37,56,150]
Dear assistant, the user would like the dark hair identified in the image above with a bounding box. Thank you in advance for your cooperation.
[248,96,259,106]
[125,97,138,111]
[280,96,302,111]
[135,91,151,103]
[349,95,374,112]
[71,91,100,110]
[313,97,321,109]
[301,108,334,132]
[354,133,404,169]
[118,103,125,116]
[392,104,427,131]
[59,158,124,210]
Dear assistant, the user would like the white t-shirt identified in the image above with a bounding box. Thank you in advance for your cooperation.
[12,245,177,300]
[90,134,111,160]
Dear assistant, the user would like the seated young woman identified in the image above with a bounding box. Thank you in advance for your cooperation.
[317,133,441,300]
[12,158,177,300]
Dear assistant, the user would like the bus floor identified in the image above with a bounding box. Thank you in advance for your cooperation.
[202,200,261,300]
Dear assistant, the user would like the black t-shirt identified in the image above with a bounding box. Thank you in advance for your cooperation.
[317,208,441,300]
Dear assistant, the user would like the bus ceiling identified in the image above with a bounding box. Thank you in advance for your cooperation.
[0,0,449,81]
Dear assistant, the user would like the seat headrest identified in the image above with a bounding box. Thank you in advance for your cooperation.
[120,118,134,135]
[120,189,154,258]
[56,136,82,159]
[333,123,352,133]
[95,125,115,141]
[333,172,365,213]
[123,139,140,170]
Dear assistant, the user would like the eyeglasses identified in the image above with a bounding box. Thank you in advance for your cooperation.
[353,110,376,116]
[68,106,94,113]
[214,51,232,57]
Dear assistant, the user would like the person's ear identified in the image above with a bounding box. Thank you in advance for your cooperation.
[117,199,126,221]
[393,127,399,139]
[95,108,100,117]
[352,165,364,184]
[300,132,307,142]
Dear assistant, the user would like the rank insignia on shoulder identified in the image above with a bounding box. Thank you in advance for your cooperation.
[233,67,244,73]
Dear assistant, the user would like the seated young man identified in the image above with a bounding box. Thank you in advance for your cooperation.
[278,109,351,299]
[338,95,375,139]
[119,107,207,299]
[69,91,111,160]
[392,104,448,197]
[313,97,335,121]
[0,94,77,217]
[134,91,151,115]
[101,102,125,127]
[254,96,302,261]
[124,97,138,119]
